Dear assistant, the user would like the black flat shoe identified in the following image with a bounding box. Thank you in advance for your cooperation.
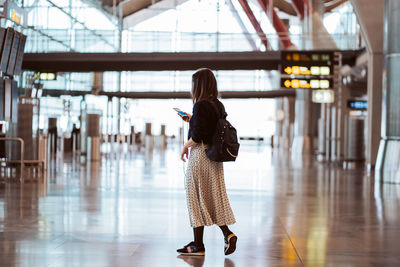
[177,242,205,256]
[224,233,237,255]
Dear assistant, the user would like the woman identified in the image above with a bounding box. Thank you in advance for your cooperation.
[177,68,237,256]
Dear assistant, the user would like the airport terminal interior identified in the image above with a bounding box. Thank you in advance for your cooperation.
[0,0,400,266]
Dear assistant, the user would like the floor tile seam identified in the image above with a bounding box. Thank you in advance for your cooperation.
[278,216,305,266]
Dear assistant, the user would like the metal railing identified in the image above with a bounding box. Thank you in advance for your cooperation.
[24,30,360,53]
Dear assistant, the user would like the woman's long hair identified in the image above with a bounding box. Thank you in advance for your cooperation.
[191,68,218,103]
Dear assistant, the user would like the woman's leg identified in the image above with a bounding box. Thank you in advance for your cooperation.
[219,225,233,237]
[193,226,205,247]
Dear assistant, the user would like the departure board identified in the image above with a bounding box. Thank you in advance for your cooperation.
[13,33,26,76]
[280,51,336,90]
[0,28,14,73]
[6,31,20,76]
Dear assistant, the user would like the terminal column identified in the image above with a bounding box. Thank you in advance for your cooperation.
[376,0,400,183]
[350,0,384,169]
[87,114,101,161]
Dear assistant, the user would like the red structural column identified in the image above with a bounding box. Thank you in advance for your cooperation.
[257,0,295,49]
[237,0,271,50]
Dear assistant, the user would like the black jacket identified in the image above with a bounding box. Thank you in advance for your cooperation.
[188,99,225,144]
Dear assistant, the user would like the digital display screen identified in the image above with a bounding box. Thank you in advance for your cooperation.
[6,31,20,76]
[312,90,334,103]
[281,78,333,89]
[39,72,57,80]
[348,100,367,110]
[13,33,26,76]
[282,65,332,76]
[6,2,26,27]
[280,51,335,90]
[0,28,6,53]
[0,28,15,73]
[282,51,333,62]
[8,7,24,25]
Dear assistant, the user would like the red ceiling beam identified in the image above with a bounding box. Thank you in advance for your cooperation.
[237,0,271,50]
[291,0,312,20]
[226,0,258,51]
[257,0,295,49]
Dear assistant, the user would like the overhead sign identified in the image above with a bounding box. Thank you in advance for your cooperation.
[2,1,27,27]
[312,90,334,103]
[348,100,367,110]
[281,78,332,89]
[282,51,333,64]
[39,72,57,81]
[283,65,331,76]
[280,51,336,90]
[8,7,23,25]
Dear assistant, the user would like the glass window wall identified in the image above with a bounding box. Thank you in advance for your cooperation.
[15,0,361,139]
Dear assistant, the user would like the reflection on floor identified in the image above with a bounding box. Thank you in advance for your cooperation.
[1,141,400,267]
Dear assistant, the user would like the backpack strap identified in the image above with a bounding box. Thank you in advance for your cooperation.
[210,99,227,119]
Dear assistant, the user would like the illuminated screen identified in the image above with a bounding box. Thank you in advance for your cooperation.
[282,51,333,62]
[348,100,367,110]
[312,90,334,103]
[282,65,332,76]
[281,78,332,89]
[39,73,57,80]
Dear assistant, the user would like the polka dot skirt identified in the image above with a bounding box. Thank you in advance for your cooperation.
[185,144,236,228]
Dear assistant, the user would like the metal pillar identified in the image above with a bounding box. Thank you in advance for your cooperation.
[282,97,295,149]
[48,117,57,155]
[87,113,101,162]
[290,0,338,156]
[366,54,384,168]
[376,0,400,183]
[292,90,313,154]
[107,97,112,135]
[80,98,87,156]
[144,123,154,150]
[274,98,284,148]
[350,0,384,169]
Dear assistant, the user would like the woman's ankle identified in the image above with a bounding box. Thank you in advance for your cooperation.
[194,242,205,248]
[224,230,233,237]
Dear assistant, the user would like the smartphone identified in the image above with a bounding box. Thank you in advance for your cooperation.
[173,108,188,117]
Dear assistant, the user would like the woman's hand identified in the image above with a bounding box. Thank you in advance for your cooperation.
[181,145,189,162]
[179,113,191,122]
[180,138,196,162]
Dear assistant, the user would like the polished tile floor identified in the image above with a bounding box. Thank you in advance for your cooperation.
[1,142,400,267]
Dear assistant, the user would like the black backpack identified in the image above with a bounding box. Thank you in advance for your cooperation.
[205,102,240,162]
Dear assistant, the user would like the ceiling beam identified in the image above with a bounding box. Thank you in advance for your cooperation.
[238,0,271,50]
[22,51,282,72]
[122,0,188,29]
[22,50,361,72]
[41,89,296,99]
[273,0,297,16]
